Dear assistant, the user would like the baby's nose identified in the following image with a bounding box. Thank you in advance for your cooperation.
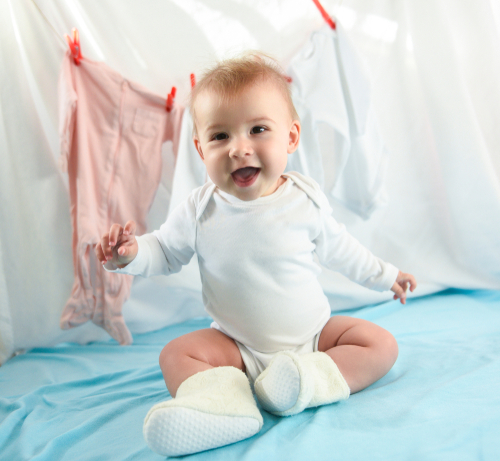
[229,137,254,158]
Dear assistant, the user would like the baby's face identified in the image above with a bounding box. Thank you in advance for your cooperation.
[193,81,300,201]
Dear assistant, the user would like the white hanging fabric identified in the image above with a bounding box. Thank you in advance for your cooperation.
[168,109,207,215]
[287,22,388,219]
[2,0,500,362]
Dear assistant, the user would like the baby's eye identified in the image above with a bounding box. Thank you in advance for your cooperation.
[251,126,266,134]
[212,133,229,141]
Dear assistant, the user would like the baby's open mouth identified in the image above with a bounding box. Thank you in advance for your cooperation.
[231,167,260,187]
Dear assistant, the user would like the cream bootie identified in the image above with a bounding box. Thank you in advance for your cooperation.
[143,366,263,457]
[254,351,350,417]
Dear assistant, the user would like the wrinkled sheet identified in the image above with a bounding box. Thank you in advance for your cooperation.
[1,289,499,460]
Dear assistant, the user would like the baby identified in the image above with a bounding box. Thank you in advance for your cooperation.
[97,53,416,457]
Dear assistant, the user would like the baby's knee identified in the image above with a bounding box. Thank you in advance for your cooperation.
[159,338,185,370]
[379,330,399,366]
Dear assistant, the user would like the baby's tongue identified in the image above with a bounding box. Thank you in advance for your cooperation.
[232,167,258,181]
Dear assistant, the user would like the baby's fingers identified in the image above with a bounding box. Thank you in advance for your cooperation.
[408,275,417,292]
[399,273,417,292]
[109,223,124,247]
[123,220,136,237]
[392,282,407,304]
[117,245,130,257]
[100,233,114,261]
[95,242,106,264]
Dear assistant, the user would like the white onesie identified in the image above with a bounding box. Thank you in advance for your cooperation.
[106,172,398,372]
[287,23,389,219]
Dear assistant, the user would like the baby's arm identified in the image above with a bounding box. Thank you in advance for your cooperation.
[95,220,138,269]
[97,190,197,278]
[314,205,417,302]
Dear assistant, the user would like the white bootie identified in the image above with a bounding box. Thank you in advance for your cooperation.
[143,366,263,457]
[254,351,350,417]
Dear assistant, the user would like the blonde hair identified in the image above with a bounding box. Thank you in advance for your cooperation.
[190,51,299,136]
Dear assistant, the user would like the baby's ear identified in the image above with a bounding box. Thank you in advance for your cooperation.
[287,120,301,154]
[193,137,205,161]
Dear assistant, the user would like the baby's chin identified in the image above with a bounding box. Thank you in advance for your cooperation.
[215,183,264,201]
[232,182,284,202]
[209,172,285,201]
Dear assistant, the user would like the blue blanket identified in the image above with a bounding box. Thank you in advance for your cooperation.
[1,289,499,460]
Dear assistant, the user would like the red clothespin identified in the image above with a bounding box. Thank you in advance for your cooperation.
[65,28,82,65]
[311,0,336,30]
[190,73,196,88]
[166,87,177,112]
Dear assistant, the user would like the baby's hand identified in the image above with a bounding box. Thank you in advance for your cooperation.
[95,221,138,269]
[391,271,417,304]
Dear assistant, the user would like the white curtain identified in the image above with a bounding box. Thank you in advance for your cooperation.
[1,0,499,363]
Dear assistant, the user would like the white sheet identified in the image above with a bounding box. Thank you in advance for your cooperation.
[1,0,499,361]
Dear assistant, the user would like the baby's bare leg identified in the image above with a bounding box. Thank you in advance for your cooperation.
[159,328,246,397]
[318,316,398,394]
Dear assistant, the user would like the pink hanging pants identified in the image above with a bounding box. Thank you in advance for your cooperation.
[58,50,183,344]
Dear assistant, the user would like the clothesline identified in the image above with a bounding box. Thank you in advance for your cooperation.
[31,0,342,54]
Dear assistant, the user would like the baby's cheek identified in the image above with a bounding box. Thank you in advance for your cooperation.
[205,162,225,187]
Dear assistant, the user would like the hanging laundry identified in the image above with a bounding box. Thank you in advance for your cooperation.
[284,88,325,189]
[58,49,184,344]
[287,22,388,219]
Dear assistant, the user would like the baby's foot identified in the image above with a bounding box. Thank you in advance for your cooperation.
[254,352,302,413]
[143,367,263,456]
[144,405,260,457]
[255,351,350,417]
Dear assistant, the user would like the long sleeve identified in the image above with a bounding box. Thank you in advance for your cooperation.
[105,193,197,277]
[57,50,78,173]
[313,203,398,292]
